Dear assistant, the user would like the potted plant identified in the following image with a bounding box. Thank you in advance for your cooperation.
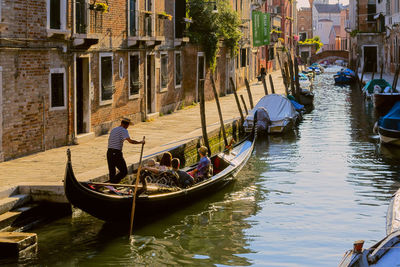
[157,11,172,21]
[89,2,109,13]
[142,10,153,17]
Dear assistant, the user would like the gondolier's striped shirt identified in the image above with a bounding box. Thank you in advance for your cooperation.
[108,126,130,151]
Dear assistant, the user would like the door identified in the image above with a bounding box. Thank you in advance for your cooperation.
[196,53,205,102]
[364,46,377,72]
[146,54,154,114]
[76,57,90,134]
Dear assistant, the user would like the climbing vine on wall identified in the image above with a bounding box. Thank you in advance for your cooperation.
[187,0,242,72]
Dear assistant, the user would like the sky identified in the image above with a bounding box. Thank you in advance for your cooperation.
[297,0,349,8]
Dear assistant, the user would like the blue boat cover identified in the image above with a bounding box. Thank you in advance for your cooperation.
[379,101,400,130]
[290,99,304,111]
[336,68,355,77]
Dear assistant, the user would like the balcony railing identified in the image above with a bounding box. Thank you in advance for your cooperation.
[129,12,165,38]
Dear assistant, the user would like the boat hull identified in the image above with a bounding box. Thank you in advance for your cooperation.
[373,93,400,116]
[64,135,255,222]
[378,126,400,146]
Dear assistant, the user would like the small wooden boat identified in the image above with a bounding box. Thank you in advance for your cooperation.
[64,133,256,222]
[362,79,392,99]
[373,93,400,116]
[298,89,314,106]
[338,188,400,267]
[334,68,356,84]
[375,101,400,146]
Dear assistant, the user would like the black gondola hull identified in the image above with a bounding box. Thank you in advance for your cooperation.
[64,135,255,222]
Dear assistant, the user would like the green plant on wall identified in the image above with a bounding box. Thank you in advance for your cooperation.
[187,0,242,72]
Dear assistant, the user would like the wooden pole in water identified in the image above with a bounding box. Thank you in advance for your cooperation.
[269,74,275,94]
[380,63,384,79]
[287,53,296,97]
[360,58,367,87]
[210,73,228,147]
[261,75,269,95]
[230,77,245,123]
[199,79,211,154]
[294,57,301,99]
[240,94,249,115]
[371,62,376,80]
[244,78,254,109]
[129,136,145,236]
[284,62,291,96]
[277,53,289,95]
[392,64,400,90]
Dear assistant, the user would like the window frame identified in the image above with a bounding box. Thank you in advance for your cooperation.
[99,52,114,106]
[160,51,169,92]
[128,52,141,99]
[128,0,138,37]
[47,0,68,34]
[174,51,182,89]
[49,68,67,111]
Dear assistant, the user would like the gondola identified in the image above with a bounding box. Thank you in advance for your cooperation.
[64,133,256,222]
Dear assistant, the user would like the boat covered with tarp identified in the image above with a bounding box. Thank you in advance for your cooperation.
[362,79,392,99]
[376,101,400,146]
[243,94,299,134]
[64,133,256,223]
[334,68,356,84]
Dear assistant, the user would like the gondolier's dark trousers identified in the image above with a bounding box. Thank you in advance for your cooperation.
[107,148,127,184]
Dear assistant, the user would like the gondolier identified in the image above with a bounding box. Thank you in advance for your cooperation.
[107,118,145,184]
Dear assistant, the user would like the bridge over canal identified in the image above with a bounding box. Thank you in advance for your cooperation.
[311,50,349,64]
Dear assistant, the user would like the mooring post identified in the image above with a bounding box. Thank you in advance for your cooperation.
[210,73,228,147]
[287,53,296,97]
[380,63,384,79]
[392,64,400,90]
[261,75,269,95]
[371,62,376,80]
[269,74,275,94]
[244,78,254,109]
[199,79,211,155]
[284,62,291,96]
[277,53,289,94]
[230,77,245,123]
[294,57,301,99]
[360,58,367,88]
[240,94,249,115]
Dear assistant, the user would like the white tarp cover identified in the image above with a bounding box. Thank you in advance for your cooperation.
[243,94,298,130]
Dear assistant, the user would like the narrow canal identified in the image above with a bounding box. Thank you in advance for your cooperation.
[4,67,400,266]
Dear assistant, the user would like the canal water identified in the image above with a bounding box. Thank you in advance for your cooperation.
[4,67,400,266]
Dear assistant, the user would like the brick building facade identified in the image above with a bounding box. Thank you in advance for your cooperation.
[0,0,253,161]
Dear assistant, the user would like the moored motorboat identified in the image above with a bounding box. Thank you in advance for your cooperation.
[334,68,356,84]
[362,79,391,99]
[373,93,400,116]
[64,133,256,223]
[338,188,400,267]
[243,94,300,134]
[375,101,400,146]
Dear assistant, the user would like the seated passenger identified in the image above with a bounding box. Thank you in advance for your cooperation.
[188,146,212,182]
[171,158,194,188]
[142,152,172,174]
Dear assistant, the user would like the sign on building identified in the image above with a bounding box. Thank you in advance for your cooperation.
[252,11,270,47]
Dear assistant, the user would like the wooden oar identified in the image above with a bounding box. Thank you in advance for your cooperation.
[129,136,145,236]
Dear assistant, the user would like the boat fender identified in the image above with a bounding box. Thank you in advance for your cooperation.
[373,121,378,135]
